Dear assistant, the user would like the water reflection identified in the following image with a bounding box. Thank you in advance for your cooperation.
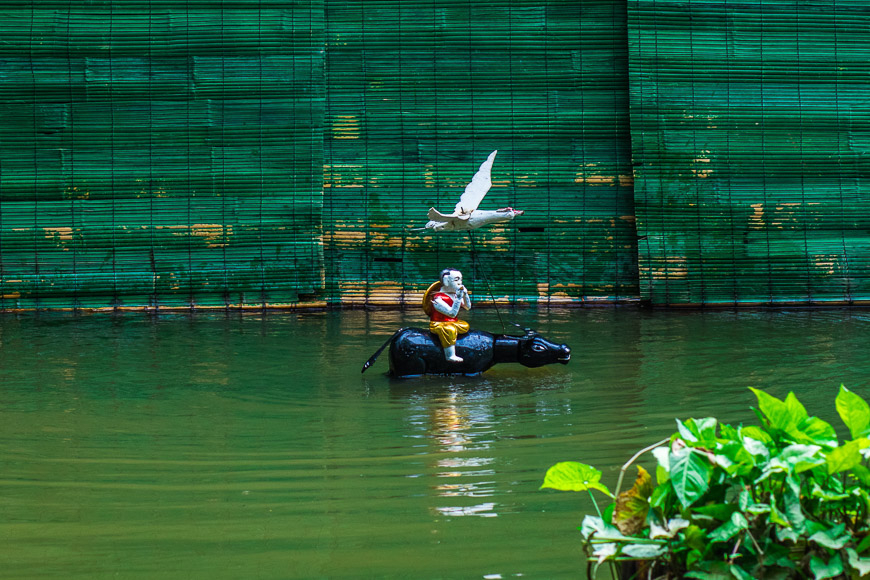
[432,394,478,453]
[428,390,499,518]
[403,385,502,519]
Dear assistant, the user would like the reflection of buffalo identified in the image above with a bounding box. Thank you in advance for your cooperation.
[362,327,571,378]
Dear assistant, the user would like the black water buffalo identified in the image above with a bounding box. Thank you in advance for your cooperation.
[362,327,571,378]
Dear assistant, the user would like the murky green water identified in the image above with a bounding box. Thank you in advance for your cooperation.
[1,308,868,579]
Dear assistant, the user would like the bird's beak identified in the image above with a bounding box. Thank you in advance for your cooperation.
[498,207,525,216]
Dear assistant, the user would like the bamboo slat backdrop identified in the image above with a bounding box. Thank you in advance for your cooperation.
[323,1,638,306]
[4,0,869,309]
[0,1,324,310]
[629,0,870,305]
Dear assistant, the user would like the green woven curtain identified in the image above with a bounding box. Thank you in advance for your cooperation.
[0,0,324,309]
[323,0,638,307]
[629,0,870,305]
[7,0,870,310]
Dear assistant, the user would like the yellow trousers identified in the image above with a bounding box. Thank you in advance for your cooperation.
[429,320,470,348]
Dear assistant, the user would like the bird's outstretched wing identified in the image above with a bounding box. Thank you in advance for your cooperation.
[454,150,497,215]
[428,207,468,221]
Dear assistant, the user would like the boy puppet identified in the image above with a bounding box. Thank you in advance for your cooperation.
[424,268,472,362]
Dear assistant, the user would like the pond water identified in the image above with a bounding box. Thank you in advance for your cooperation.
[1,307,868,579]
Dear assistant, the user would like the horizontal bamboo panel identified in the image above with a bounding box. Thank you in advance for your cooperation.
[11,0,869,310]
[0,2,325,310]
[629,0,870,305]
[323,0,639,306]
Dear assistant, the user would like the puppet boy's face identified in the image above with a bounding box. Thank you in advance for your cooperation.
[442,270,462,292]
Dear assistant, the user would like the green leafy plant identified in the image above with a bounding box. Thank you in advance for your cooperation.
[542,386,870,579]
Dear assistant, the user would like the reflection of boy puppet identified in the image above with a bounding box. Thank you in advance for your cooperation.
[424,268,472,362]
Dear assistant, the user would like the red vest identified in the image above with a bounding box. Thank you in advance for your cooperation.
[429,292,458,322]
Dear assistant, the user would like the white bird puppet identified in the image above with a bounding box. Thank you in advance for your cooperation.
[423,150,524,232]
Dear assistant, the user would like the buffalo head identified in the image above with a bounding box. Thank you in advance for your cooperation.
[517,331,571,368]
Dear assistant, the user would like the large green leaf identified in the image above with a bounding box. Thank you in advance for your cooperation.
[707,512,748,543]
[827,439,865,474]
[857,533,870,555]
[715,438,748,464]
[851,464,870,486]
[768,498,790,527]
[650,479,673,510]
[580,515,663,544]
[613,465,653,535]
[784,392,809,421]
[794,416,838,448]
[741,425,772,444]
[847,548,870,576]
[810,482,849,501]
[837,385,870,440]
[719,423,740,442]
[653,445,670,473]
[739,489,772,516]
[541,462,613,496]
[649,517,690,539]
[677,419,698,443]
[777,525,800,543]
[683,524,707,551]
[670,447,711,508]
[741,435,770,459]
[693,503,738,522]
[809,523,850,550]
[656,464,669,485]
[729,564,753,580]
[678,417,719,446]
[809,554,844,580]
[759,543,797,570]
[591,542,617,564]
[621,543,667,559]
[782,474,806,533]
[751,389,838,447]
[750,388,797,432]
[767,444,825,475]
[581,515,623,541]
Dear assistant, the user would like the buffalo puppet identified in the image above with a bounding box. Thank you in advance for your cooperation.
[362,327,571,378]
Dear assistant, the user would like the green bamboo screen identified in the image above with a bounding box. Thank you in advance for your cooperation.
[5,0,867,309]
[322,0,638,306]
[629,0,870,305]
[0,1,324,310]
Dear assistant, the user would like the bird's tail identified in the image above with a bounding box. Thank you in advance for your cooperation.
[409,222,447,232]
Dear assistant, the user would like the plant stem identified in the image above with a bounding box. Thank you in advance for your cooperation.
[587,489,603,518]
[745,529,764,560]
[585,490,619,580]
[728,536,743,563]
[614,437,670,497]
